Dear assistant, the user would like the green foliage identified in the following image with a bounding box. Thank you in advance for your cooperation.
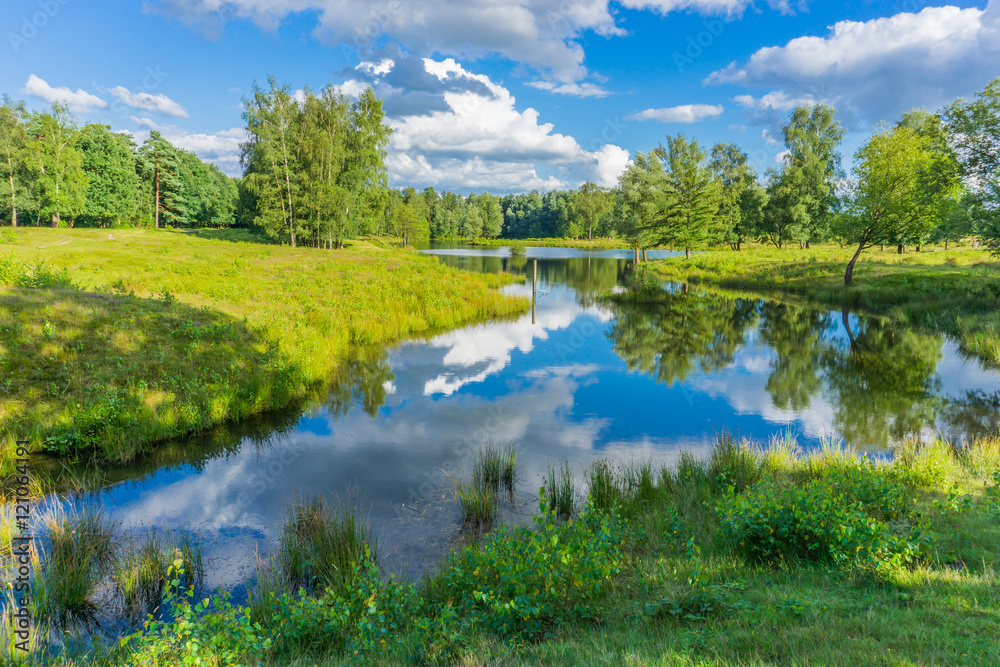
[0,253,76,288]
[586,459,624,512]
[437,494,627,639]
[718,463,929,571]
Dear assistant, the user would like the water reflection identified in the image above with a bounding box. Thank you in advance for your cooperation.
[57,243,999,594]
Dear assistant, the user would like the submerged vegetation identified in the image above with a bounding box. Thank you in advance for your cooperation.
[0,228,526,473]
[7,432,997,665]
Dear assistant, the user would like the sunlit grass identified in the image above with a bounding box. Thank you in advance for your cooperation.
[0,228,528,472]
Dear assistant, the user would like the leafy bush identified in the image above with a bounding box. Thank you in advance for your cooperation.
[718,472,928,570]
[0,254,77,289]
[437,492,627,639]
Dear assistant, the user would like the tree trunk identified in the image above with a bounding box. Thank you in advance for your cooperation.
[842,308,856,347]
[154,165,161,229]
[897,244,904,254]
[51,213,59,228]
[685,248,691,259]
[634,245,639,264]
[7,174,15,227]
[880,243,885,252]
[806,241,810,249]
[945,240,949,250]
[916,244,921,253]
[642,248,648,263]
[844,243,865,286]
[737,241,741,251]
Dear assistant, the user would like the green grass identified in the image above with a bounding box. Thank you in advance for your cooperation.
[274,495,374,593]
[41,432,1000,666]
[546,461,576,519]
[0,228,527,473]
[470,237,632,249]
[647,243,1000,365]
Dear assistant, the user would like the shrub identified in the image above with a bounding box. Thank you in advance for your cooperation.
[718,474,927,570]
[438,492,627,639]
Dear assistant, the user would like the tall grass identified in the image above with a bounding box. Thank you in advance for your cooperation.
[546,463,575,520]
[455,477,497,529]
[275,495,375,593]
[474,442,518,498]
[586,460,623,512]
[112,531,203,615]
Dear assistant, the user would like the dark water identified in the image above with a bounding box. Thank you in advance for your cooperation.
[56,243,1000,592]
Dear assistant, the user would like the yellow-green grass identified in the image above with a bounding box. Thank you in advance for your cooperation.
[0,228,527,471]
[648,243,1000,365]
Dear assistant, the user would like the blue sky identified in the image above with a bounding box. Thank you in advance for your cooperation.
[2,0,997,193]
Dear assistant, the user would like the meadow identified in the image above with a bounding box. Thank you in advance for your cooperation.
[10,432,997,666]
[647,243,1000,366]
[0,228,526,475]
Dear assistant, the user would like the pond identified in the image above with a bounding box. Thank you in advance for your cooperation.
[52,243,1000,598]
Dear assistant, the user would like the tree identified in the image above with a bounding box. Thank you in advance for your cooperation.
[710,142,763,250]
[780,104,845,246]
[760,166,808,249]
[615,150,666,262]
[0,99,29,227]
[839,124,957,285]
[654,134,722,258]
[139,131,185,227]
[944,77,1000,253]
[572,182,612,241]
[28,104,88,227]
[242,77,302,246]
[480,193,504,238]
[79,123,141,227]
[397,200,429,246]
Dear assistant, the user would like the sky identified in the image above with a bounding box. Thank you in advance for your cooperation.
[2,0,998,194]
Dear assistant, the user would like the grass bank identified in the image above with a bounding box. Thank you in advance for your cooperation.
[470,237,630,250]
[647,244,1000,365]
[20,432,999,666]
[0,228,526,471]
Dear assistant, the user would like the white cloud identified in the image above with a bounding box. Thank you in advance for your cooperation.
[527,81,613,98]
[734,91,819,112]
[775,149,790,163]
[619,0,807,17]
[343,56,629,192]
[129,116,246,175]
[22,75,107,113]
[147,0,624,83]
[109,86,189,118]
[626,104,724,123]
[708,3,1000,125]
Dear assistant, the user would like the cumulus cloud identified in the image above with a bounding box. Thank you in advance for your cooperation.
[339,55,629,192]
[527,81,613,98]
[146,0,624,83]
[109,86,189,118]
[129,116,246,175]
[22,75,107,113]
[626,104,724,123]
[708,3,1000,125]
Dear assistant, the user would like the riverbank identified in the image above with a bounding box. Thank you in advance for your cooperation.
[470,237,630,250]
[34,432,1000,666]
[0,228,526,474]
[646,245,1000,365]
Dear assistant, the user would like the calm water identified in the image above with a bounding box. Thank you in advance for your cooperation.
[58,243,1000,593]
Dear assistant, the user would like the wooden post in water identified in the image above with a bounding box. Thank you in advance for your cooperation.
[532,260,537,325]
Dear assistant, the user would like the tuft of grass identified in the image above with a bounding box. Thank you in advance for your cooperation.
[546,462,575,520]
[586,459,623,512]
[456,477,497,529]
[36,506,116,622]
[112,531,203,616]
[707,432,762,494]
[474,442,518,498]
[275,495,375,593]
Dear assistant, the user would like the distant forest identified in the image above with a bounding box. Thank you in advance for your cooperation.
[1,77,998,257]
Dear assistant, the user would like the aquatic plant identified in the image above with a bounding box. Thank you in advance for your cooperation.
[546,462,575,520]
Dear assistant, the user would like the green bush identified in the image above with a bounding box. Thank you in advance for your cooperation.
[437,492,627,639]
[718,472,928,570]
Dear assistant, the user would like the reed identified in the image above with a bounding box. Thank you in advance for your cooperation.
[546,463,575,520]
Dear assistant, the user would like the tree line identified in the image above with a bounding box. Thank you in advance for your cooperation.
[0,99,237,229]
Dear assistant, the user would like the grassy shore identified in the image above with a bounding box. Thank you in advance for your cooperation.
[647,244,1000,365]
[470,237,631,250]
[21,433,998,666]
[0,228,526,472]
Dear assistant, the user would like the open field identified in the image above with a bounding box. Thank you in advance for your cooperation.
[647,244,1000,366]
[0,228,526,472]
